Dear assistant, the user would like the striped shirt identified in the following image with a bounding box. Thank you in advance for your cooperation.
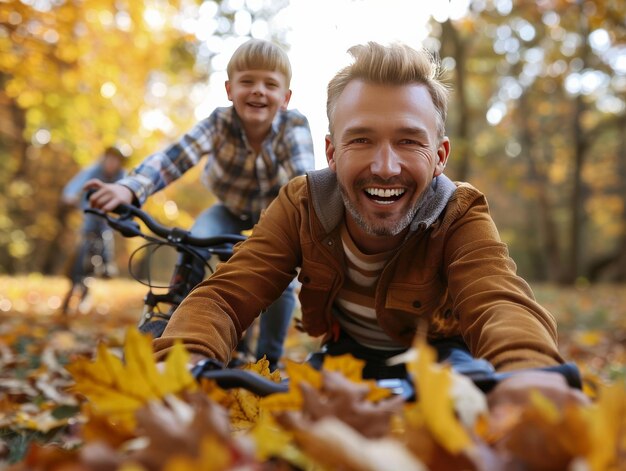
[117,106,315,221]
[334,224,406,350]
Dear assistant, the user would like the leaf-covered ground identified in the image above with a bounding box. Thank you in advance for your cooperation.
[1,275,625,469]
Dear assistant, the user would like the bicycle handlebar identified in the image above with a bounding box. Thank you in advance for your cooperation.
[85,203,246,248]
[191,358,583,399]
[469,362,582,392]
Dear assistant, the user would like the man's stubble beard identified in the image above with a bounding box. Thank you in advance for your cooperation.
[338,181,421,237]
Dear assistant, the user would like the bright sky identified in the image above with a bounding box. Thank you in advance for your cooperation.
[193,0,471,168]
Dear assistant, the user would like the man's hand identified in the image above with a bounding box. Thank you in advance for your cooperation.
[486,371,589,471]
[84,179,134,212]
[188,353,210,367]
[487,371,589,410]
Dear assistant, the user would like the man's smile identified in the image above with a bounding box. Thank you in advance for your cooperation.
[363,187,407,205]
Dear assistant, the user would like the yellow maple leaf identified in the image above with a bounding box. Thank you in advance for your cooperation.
[405,338,472,455]
[322,354,392,402]
[322,354,366,382]
[199,357,281,431]
[66,328,196,432]
[261,360,322,412]
[250,413,293,461]
[585,382,626,471]
[199,378,233,407]
[228,388,261,431]
[242,355,282,383]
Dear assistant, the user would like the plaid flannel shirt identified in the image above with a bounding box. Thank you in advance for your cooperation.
[117,106,315,221]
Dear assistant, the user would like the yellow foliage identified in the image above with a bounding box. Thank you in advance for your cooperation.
[228,387,262,431]
[404,338,473,455]
[0,0,200,163]
[66,328,196,433]
[250,412,296,462]
[261,354,392,423]
[586,382,626,471]
[574,330,603,348]
[322,354,392,402]
[162,436,233,471]
[201,357,281,431]
[261,360,322,412]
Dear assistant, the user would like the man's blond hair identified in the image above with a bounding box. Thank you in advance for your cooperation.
[327,42,449,139]
[227,39,292,87]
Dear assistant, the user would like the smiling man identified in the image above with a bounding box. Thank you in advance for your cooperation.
[153,42,565,380]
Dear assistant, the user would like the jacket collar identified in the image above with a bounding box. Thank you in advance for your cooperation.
[307,167,457,235]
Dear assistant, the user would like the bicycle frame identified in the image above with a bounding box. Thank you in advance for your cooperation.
[85,204,246,335]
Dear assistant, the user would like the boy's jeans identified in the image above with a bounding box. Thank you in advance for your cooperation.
[190,203,296,367]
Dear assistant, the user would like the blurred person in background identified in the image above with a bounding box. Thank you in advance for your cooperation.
[60,146,126,314]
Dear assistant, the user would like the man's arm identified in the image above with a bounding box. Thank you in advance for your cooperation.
[443,187,563,372]
[152,177,306,363]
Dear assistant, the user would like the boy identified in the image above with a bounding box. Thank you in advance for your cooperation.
[87,39,315,370]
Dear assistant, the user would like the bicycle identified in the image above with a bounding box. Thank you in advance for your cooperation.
[60,224,115,315]
[85,203,246,338]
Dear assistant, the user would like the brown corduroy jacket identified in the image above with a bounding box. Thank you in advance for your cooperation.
[153,168,563,372]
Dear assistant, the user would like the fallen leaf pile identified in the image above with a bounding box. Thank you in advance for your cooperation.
[1,328,625,470]
[2,277,626,470]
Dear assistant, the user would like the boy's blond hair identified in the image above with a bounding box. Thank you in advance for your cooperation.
[227,39,292,87]
[327,42,450,139]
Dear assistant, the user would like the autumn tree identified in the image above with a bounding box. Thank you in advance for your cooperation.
[0,0,288,275]
[430,0,626,283]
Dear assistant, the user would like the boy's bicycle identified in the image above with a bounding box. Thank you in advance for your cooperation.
[85,203,245,338]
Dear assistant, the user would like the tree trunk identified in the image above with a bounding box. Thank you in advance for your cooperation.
[616,119,626,281]
[567,93,587,284]
[564,5,591,285]
[0,81,30,274]
[441,19,471,182]
[518,93,562,281]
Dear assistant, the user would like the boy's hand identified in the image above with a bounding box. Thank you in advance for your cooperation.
[84,179,134,212]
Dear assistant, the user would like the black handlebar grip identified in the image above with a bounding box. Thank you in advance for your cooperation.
[197,369,288,397]
[191,359,288,397]
[470,362,583,393]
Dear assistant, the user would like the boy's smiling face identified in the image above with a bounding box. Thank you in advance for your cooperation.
[226,69,292,133]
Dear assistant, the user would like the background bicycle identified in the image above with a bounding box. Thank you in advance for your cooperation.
[60,227,115,315]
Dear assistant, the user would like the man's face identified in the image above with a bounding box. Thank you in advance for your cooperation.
[326,80,449,239]
[226,70,292,131]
